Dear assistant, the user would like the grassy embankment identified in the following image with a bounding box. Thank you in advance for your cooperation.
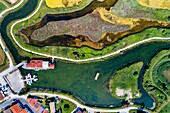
[0,3,6,13]
[3,0,43,60]
[143,50,170,112]
[160,102,170,113]
[0,0,24,23]
[2,0,19,6]
[0,47,5,65]
[10,0,170,60]
[0,0,23,12]
[109,62,143,99]
[0,46,9,72]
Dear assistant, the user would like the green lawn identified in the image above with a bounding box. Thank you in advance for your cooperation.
[0,3,6,13]
[55,99,76,113]
[146,50,170,96]
[143,50,170,111]
[0,46,9,72]
[160,102,170,113]
[42,97,76,113]
[109,62,143,98]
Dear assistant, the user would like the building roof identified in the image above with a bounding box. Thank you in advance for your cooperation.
[26,60,43,68]
[49,102,56,113]
[34,102,41,111]
[24,60,55,70]
[75,108,86,113]
[4,108,12,113]
[49,64,55,69]
[19,109,28,113]
[27,98,48,113]
[10,104,22,113]
[27,98,38,107]
[0,92,4,100]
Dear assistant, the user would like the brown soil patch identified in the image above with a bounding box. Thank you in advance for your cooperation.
[162,68,170,83]
[0,48,5,65]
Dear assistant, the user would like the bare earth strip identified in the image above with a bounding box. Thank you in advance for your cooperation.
[0,48,5,65]
[162,68,170,83]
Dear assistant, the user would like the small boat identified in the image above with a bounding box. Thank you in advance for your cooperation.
[95,72,100,80]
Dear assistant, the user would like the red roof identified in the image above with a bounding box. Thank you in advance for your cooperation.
[27,98,37,107]
[27,98,47,113]
[19,109,28,113]
[33,103,41,111]
[0,93,4,100]
[49,64,55,69]
[10,104,22,113]
[26,60,43,68]
[77,110,82,113]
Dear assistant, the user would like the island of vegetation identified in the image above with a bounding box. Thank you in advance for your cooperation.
[10,0,170,60]
[109,62,143,99]
[143,50,170,112]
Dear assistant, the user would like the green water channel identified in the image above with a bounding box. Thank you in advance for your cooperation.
[1,0,170,109]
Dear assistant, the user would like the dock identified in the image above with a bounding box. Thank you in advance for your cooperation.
[94,72,100,80]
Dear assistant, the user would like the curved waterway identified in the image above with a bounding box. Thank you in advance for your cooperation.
[1,0,170,109]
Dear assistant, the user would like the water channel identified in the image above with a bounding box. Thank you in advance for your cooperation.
[1,0,170,109]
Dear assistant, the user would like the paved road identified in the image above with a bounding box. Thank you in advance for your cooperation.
[0,98,14,109]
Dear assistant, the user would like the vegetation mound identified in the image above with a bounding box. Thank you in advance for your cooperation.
[109,62,143,98]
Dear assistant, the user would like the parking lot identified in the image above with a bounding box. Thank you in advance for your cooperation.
[6,70,24,93]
